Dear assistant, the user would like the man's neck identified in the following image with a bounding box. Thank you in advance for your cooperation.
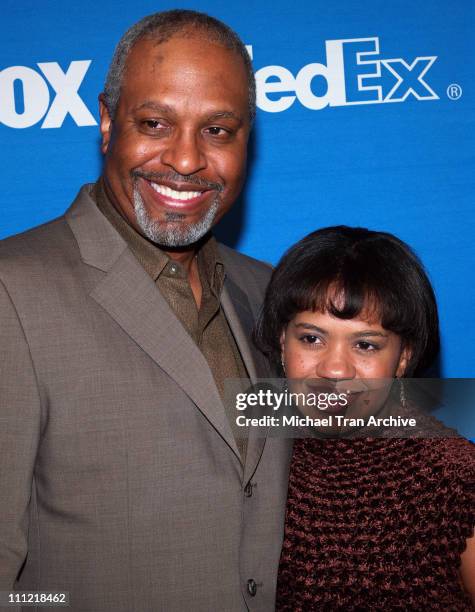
[163,246,198,275]
[101,176,200,276]
[166,247,202,308]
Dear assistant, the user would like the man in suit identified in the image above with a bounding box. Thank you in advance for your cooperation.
[0,10,292,612]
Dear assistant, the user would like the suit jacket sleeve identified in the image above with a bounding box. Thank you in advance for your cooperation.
[0,278,41,588]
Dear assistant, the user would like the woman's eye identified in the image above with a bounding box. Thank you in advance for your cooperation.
[300,335,321,344]
[355,341,379,351]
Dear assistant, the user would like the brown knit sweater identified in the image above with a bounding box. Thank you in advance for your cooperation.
[276,435,475,610]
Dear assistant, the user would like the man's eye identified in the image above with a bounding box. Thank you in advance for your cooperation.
[205,126,230,137]
[142,120,167,130]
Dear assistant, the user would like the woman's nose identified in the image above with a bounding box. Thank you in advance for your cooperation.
[314,347,356,381]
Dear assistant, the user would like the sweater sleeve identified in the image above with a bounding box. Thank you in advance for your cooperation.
[443,438,475,551]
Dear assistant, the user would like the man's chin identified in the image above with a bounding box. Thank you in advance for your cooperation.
[135,210,219,248]
[133,186,219,248]
[143,226,206,248]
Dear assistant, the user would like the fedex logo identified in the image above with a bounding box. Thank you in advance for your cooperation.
[248,37,439,112]
[0,38,439,129]
[0,60,96,128]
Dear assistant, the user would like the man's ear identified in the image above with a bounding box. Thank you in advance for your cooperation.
[396,345,412,377]
[98,94,112,154]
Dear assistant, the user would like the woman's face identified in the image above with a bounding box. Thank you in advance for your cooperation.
[280,309,410,422]
[282,310,408,380]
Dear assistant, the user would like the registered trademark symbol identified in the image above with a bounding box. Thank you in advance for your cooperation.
[447,83,462,100]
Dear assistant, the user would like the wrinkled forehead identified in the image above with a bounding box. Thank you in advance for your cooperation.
[119,35,250,113]
[123,32,247,82]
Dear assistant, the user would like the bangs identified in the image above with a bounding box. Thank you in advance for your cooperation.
[287,249,408,332]
[302,279,384,324]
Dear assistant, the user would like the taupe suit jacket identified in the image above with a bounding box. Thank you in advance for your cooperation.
[0,185,292,611]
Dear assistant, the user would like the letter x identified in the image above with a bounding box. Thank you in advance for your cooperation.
[381,56,438,101]
[38,61,97,128]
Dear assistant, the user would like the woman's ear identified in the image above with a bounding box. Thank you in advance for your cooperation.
[279,329,286,354]
[279,329,287,375]
[396,345,412,377]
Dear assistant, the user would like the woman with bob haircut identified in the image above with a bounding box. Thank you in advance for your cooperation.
[255,226,475,609]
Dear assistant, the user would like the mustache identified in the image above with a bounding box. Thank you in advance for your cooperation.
[132,169,223,192]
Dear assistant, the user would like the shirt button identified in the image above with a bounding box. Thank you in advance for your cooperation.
[169,264,178,274]
[244,482,253,497]
[247,579,257,597]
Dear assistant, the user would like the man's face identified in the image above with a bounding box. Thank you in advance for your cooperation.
[99,34,251,247]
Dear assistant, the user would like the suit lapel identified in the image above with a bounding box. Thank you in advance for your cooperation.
[66,186,240,460]
[90,250,241,456]
[220,277,271,383]
[220,269,274,483]
[66,186,274,477]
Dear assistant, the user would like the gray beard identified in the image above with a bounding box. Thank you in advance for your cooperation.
[132,185,219,247]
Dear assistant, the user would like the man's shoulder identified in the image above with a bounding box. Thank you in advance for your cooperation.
[0,186,98,289]
[0,215,75,269]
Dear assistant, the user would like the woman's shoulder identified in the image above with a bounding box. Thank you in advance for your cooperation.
[419,435,475,480]
[397,403,475,472]
[411,436,474,537]
[379,403,475,470]
[382,406,475,481]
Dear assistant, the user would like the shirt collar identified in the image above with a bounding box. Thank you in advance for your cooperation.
[93,177,224,289]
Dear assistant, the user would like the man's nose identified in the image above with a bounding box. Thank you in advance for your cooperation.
[160,128,207,176]
[315,347,356,381]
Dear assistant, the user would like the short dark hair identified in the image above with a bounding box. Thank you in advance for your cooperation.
[103,9,256,121]
[255,226,440,376]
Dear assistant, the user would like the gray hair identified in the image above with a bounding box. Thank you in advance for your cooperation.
[103,9,256,121]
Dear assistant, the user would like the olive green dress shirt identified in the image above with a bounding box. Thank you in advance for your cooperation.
[93,180,248,459]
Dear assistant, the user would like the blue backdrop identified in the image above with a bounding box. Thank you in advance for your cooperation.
[1,0,474,382]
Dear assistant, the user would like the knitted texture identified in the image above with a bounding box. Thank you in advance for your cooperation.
[276,436,475,611]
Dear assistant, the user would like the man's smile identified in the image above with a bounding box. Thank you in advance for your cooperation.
[151,183,204,201]
[139,176,217,213]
